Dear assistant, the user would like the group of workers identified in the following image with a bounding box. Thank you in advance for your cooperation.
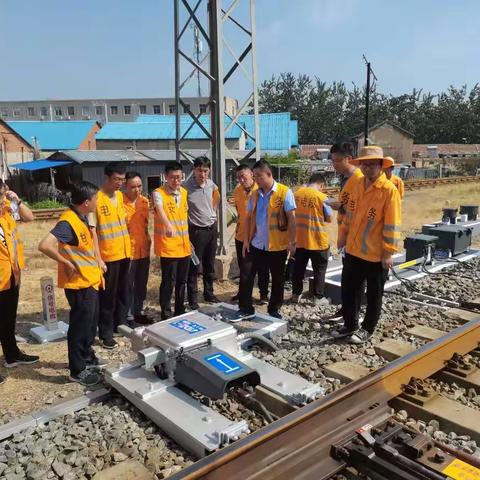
[0,142,403,387]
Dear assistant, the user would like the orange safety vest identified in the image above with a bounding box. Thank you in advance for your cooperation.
[248,182,290,252]
[153,186,191,258]
[57,209,103,290]
[337,168,363,226]
[0,210,23,291]
[123,194,151,260]
[232,182,258,242]
[390,174,405,199]
[340,173,402,262]
[294,186,329,250]
[95,190,131,262]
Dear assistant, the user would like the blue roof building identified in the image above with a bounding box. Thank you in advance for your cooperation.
[135,112,298,155]
[7,121,100,151]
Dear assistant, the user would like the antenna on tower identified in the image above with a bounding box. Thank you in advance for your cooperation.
[193,25,202,97]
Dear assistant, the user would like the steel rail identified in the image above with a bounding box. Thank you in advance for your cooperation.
[173,314,480,480]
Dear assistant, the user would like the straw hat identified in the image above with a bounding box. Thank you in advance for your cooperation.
[351,145,392,169]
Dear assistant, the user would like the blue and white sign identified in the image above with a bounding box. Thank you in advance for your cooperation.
[170,319,206,335]
[205,353,243,375]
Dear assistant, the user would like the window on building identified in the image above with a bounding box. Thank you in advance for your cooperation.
[147,175,164,192]
[139,105,147,114]
[81,106,90,116]
[40,106,48,117]
[27,107,35,117]
[199,103,208,114]
[124,105,131,115]
[153,105,161,114]
[169,105,176,114]
[67,106,75,116]
[110,105,118,115]
[95,106,103,115]
[13,109,22,117]
[54,107,62,117]
[0,110,8,117]
[183,104,191,114]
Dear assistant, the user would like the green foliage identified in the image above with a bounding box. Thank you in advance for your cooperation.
[264,151,300,165]
[259,73,480,145]
[30,199,66,209]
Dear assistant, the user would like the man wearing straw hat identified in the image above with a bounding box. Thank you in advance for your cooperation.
[332,146,401,344]
[384,156,405,199]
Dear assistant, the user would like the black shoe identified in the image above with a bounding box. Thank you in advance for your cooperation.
[174,309,186,317]
[229,310,255,323]
[331,325,358,339]
[231,294,239,302]
[0,374,5,385]
[86,356,108,369]
[189,302,200,310]
[4,352,40,368]
[204,295,220,304]
[327,307,343,319]
[257,294,268,305]
[134,314,154,325]
[284,281,293,292]
[268,311,283,320]
[348,328,373,344]
[69,369,102,387]
[100,339,118,350]
[161,312,172,321]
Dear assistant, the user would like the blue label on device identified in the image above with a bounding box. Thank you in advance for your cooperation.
[204,353,243,375]
[170,319,206,335]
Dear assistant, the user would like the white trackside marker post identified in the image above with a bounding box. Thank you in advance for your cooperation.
[30,276,69,343]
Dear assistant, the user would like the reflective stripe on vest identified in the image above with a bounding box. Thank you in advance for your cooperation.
[58,209,102,290]
[96,190,131,262]
[153,186,191,258]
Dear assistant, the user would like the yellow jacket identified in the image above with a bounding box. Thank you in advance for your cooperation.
[248,182,290,252]
[390,174,405,199]
[340,173,402,262]
[294,186,329,250]
[153,186,191,258]
[123,194,151,260]
[95,190,131,262]
[0,209,23,291]
[233,183,258,242]
[57,209,103,290]
[337,168,363,227]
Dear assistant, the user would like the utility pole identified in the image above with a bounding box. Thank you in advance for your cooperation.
[363,55,377,146]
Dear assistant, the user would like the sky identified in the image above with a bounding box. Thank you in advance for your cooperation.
[1,0,479,101]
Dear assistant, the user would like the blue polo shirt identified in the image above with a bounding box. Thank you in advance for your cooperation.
[247,181,296,251]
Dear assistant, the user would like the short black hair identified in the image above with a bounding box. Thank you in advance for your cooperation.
[235,163,252,173]
[104,162,126,177]
[308,172,327,184]
[193,156,211,169]
[252,159,272,173]
[165,161,183,174]
[330,142,354,157]
[125,171,142,182]
[70,181,99,205]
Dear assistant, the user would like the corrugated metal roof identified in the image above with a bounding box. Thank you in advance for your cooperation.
[9,159,73,171]
[135,112,296,153]
[96,116,243,141]
[53,150,148,164]
[7,121,97,150]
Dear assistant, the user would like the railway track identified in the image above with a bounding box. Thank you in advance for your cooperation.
[175,313,480,480]
[1,259,479,479]
[31,175,480,220]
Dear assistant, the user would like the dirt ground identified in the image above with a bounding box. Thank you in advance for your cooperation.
[1,182,480,420]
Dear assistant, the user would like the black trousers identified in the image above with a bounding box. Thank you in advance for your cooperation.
[65,287,98,375]
[160,256,190,317]
[341,253,388,333]
[239,246,288,314]
[128,257,150,317]
[292,247,329,297]
[235,239,269,297]
[0,279,21,363]
[99,257,130,342]
[187,223,217,304]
